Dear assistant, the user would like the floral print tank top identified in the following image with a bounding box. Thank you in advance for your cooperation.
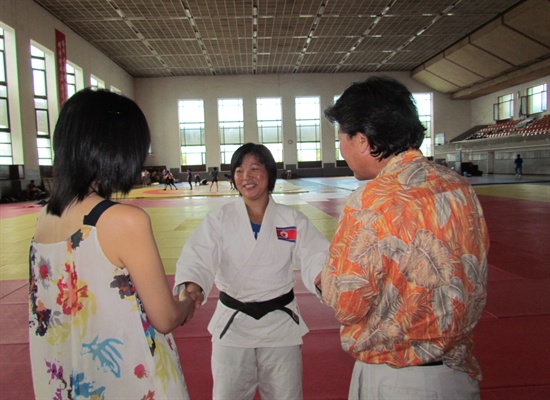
[29,200,189,399]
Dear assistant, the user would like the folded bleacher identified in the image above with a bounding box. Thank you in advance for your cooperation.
[466,115,550,140]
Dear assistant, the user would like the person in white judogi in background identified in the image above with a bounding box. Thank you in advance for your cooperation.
[174,143,329,400]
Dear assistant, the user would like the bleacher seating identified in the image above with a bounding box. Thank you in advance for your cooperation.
[517,114,550,136]
[465,115,550,140]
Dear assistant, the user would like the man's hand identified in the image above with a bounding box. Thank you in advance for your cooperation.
[314,272,322,294]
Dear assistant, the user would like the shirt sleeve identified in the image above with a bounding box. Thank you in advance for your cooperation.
[292,211,330,296]
[321,203,383,325]
[173,211,222,302]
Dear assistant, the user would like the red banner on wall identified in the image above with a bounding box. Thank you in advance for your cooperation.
[55,29,68,109]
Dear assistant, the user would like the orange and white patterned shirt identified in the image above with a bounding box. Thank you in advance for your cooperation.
[322,149,489,380]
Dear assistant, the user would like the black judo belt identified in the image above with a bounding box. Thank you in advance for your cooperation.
[218,289,299,339]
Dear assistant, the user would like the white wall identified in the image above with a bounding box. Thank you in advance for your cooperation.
[471,76,550,126]
[135,72,472,170]
[0,0,134,182]
[7,0,546,189]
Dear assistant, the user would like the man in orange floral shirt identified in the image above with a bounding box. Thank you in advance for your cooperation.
[322,76,489,400]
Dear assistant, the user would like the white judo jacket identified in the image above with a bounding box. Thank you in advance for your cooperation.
[174,196,329,347]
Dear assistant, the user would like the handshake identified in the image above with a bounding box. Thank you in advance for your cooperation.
[176,282,204,326]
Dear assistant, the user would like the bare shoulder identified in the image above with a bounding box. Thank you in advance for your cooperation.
[96,203,154,267]
[99,203,151,232]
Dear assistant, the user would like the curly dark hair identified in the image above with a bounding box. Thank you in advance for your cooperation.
[324,76,425,160]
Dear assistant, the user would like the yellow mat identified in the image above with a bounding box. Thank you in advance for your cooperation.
[121,179,308,199]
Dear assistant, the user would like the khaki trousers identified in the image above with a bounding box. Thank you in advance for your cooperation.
[348,361,480,400]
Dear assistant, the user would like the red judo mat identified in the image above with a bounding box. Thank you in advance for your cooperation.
[1,193,549,399]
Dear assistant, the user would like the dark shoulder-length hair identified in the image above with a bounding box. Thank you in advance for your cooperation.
[47,88,150,216]
[324,75,425,160]
[230,143,277,192]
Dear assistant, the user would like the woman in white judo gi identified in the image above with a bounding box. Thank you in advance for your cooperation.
[174,143,330,400]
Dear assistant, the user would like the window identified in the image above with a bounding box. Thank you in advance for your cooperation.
[31,45,53,166]
[218,98,243,164]
[66,63,77,98]
[257,97,282,163]
[413,93,432,158]
[295,97,321,162]
[494,93,513,121]
[0,22,22,166]
[110,86,121,94]
[0,27,12,164]
[65,62,83,100]
[90,75,105,90]
[178,99,206,166]
[523,83,547,115]
[332,95,343,161]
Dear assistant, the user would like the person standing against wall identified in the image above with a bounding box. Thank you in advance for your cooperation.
[187,168,193,189]
[514,154,523,176]
[210,167,219,192]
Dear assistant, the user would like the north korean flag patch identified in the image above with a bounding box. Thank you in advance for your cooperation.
[276,226,297,242]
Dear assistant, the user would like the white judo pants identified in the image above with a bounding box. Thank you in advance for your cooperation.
[211,343,302,400]
[348,361,480,400]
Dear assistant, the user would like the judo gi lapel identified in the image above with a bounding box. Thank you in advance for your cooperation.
[226,196,277,297]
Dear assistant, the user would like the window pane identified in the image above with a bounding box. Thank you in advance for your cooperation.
[36,110,49,135]
[528,84,547,114]
[221,126,242,144]
[38,157,52,166]
[31,46,44,57]
[0,54,5,82]
[218,99,243,121]
[179,100,206,165]
[178,100,205,123]
[182,154,200,165]
[0,156,13,164]
[31,58,45,70]
[182,150,206,165]
[296,97,321,162]
[37,137,51,148]
[182,127,204,145]
[34,98,48,109]
[67,85,76,98]
[295,97,320,119]
[218,99,243,148]
[257,98,281,120]
[297,124,319,142]
[0,143,12,156]
[264,143,283,163]
[259,125,281,143]
[413,93,432,157]
[0,131,11,142]
[221,144,241,164]
[38,147,52,158]
[297,142,320,162]
[0,98,8,129]
[33,70,47,96]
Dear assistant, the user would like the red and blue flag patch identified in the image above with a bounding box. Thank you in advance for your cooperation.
[276,226,297,242]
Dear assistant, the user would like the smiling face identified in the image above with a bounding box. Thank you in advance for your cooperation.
[234,154,270,203]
